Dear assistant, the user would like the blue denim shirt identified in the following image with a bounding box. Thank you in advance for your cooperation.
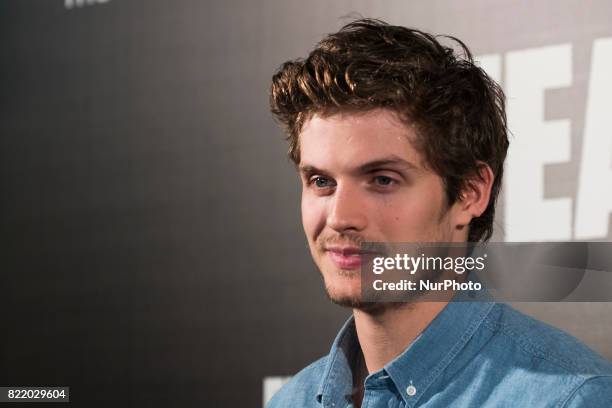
[267,298,612,407]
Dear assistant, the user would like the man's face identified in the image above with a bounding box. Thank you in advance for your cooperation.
[298,109,467,307]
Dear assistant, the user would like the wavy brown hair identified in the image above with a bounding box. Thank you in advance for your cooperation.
[269,18,508,242]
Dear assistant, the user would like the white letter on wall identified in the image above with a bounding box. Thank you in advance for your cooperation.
[476,54,502,85]
[263,376,291,406]
[505,44,572,241]
[575,38,612,239]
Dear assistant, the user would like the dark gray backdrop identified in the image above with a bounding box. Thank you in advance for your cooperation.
[2,1,611,407]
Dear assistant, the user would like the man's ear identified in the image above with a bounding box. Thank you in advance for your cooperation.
[454,163,495,227]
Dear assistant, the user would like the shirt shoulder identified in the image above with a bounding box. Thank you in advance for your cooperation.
[265,356,329,408]
[464,304,612,408]
[563,376,612,407]
[483,303,612,376]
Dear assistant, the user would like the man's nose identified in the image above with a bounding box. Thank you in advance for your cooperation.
[326,184,367,233]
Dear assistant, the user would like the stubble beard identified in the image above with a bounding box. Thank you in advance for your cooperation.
[314,208,453,314]
[324,282,410,315]
[315,233,412,315]
[321,265,445,315]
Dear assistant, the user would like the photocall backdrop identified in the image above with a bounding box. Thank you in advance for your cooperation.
[1,0,611,406]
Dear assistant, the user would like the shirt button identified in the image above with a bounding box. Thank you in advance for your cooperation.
[406,384,417,396]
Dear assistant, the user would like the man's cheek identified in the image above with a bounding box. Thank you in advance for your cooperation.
[301,204,323,240]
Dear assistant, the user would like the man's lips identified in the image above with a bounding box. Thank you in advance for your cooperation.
[325,246,378,270]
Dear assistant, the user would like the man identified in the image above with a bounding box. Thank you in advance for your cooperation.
[266,19,612,407]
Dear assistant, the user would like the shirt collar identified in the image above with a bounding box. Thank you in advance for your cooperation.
[316,289,495,408]
[316,316,358,407]
[384,293,495,407]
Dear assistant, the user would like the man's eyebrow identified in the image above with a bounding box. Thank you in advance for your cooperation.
[298,165,321,175]
[358,156,420,172]
[298,156,419,175]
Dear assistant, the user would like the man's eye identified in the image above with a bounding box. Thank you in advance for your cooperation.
[373,175,395,186]
[311,176,335,188]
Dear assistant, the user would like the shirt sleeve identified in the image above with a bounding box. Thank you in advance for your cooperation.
[563,376,612,407]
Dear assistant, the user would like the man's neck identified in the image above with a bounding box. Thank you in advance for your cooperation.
[353,301,449,374]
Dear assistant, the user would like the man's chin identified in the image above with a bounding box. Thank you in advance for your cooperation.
[326,293,407,314]
[324,286,407,314]
[321,269,404,313]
